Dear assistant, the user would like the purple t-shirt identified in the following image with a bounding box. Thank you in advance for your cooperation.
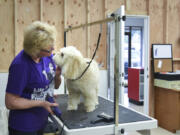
[6,50,56,132]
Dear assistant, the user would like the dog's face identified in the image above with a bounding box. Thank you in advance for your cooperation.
[53,46,83,78]
[53,49,65,68]
[53,46,82,67]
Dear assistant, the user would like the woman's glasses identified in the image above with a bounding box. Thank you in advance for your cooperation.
[41,47,54,53]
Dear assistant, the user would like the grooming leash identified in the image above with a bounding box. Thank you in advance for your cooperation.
[69,25,102,81]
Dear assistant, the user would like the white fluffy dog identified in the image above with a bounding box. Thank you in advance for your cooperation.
[53,46,100,112]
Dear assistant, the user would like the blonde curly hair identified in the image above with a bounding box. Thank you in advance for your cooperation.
[23,21,57,57]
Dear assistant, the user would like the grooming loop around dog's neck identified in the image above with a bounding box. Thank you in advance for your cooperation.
[69,32,101,81]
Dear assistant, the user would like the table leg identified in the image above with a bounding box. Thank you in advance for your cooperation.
[137,130,150,135]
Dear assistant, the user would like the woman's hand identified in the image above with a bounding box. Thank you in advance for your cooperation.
[42,101,59,114]
[54,66,61,89]
[55,66,61,76]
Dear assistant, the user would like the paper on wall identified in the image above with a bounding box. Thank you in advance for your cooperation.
[158,60,162,69]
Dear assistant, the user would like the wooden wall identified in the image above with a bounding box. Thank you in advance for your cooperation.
[1,0,180,116]
[0,0,14,72]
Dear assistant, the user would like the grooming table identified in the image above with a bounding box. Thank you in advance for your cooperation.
[55,94,157,135]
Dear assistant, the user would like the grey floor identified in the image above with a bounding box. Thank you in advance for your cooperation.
[123,92,180,135]
[125,128,180,135]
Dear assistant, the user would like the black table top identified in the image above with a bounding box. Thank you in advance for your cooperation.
[55,94,151,129]
[154,72,180,81]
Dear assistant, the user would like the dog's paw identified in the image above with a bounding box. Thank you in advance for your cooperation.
[67,105,78,111]
[95,100,99,106]
[86,106,95,112]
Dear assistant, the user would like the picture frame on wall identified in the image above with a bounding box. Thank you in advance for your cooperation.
[152,44,172,59]
[152,44,173,73]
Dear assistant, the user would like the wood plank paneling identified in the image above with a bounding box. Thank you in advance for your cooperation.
[105,0,124,15]
[43,0,64,51]
[170,0,180,69]
[149,0,164,44]
[126,0,147,15]
[168,0,180,57]
[16,0,40,55]
[65,0,86,57]
[0,0,14,72]
[88,0,106,69]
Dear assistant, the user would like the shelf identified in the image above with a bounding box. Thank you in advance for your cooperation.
[173,58,180,62]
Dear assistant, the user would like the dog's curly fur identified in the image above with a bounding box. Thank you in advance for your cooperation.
[53,46,100,112]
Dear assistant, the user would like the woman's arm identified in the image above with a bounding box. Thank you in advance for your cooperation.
[5,92,58,114]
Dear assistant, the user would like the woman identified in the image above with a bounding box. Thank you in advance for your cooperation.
[5,21,61,135]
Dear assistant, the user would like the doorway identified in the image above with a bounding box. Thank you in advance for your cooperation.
[124,16,150,115]
[107,15,150,115]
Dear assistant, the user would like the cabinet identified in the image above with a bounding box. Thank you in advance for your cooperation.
[155,86,180,133]
[128,68,144,105]
[154,73,180,133]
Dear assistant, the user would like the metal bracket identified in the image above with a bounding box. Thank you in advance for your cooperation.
[122,16,126,21]
[120,128,125,134]
[119,73,124,77]
[112,14,126,22]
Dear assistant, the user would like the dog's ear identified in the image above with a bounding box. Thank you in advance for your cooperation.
[72,56,81,71]
[65,55,81,79]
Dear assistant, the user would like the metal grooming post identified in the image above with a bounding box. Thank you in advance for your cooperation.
[114,6,125,135]
[114,15,120,135]
[114,14,121,135]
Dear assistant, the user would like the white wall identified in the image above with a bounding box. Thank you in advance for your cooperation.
[0,70,108,106]
[54,70,108,98]
[98,70,108,98]
[0,73,8,107]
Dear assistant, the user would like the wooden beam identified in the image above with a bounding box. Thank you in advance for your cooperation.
[125,0,131,11]
[105,0,108,15]
[146,0,150,15]
[163,0,168,43]
[63,0,67,46]
[126,10,148,15]
[64,0,67,29]
[63,0,67,94]
[102,0,105,19]
[85,0,89,57]
[40,0,43,21]
[14,0,17,56]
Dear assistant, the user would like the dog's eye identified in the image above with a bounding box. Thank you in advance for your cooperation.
[61,53,64,57]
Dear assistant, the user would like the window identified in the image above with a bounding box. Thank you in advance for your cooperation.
[124,26,143,79]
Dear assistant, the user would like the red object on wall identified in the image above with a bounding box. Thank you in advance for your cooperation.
[128,67,144,105]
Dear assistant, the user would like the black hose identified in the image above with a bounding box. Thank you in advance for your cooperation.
[48,114,64,135]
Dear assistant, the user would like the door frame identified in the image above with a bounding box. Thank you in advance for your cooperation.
[126,15,150,115]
